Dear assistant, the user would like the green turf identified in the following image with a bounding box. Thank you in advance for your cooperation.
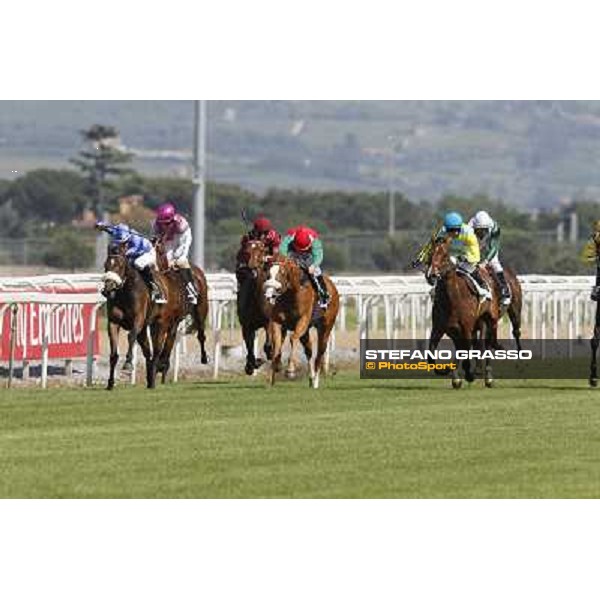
[1,373,600,498]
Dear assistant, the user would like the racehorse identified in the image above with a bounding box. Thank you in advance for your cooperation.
[262,256,339,388]
[236,239,273,375]
[153,240,209,380]
[101,243,208,389]
[426,236,501,388]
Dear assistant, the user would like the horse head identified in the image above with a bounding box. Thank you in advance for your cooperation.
[427,236,454,282]
[245,240,270,271]
[101,242,130,298]
[263,258,298,304]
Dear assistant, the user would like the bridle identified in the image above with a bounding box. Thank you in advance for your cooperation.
[102,253,128,297]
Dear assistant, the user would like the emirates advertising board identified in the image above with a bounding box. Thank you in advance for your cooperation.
[0,288,100,361]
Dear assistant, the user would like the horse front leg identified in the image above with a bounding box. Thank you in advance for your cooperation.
[268,321,283,386]
[123,322,142,373]
[146,322,163,389]
[300,330,314,386]
[428,327,449,376]
[157,321,180,384]
[286,315,311,380]
[106,321,120,391]
[242,323,259,375]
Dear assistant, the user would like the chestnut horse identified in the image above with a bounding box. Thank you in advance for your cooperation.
[262,257,339,388]
[236,239,273,375]
[426,237,501,388]
[102,243,208,390]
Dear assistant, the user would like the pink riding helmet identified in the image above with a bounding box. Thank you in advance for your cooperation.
[156,202,176,224]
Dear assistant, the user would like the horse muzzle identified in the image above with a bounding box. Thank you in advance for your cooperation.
[101,271,124,297]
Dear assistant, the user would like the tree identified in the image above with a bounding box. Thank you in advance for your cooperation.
[70,124,135,217]
[3,169,86,224]
[43,230,95,271]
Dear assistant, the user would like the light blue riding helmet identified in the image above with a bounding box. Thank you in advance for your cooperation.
[443,211,463,231]
[113,224,132,243]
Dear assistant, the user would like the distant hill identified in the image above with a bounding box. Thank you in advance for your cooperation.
[2,100,600,207]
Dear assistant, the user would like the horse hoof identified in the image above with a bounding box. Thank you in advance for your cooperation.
[201,354,209,365]
[285,370,297,380]
[590,378,598,388]
[106,384,114,391]
[451,378,463,389]
[121,362,133,372]
[485,379,494,388]
[245,363,255,376]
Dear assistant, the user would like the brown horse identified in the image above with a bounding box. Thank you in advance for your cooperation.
[102,243,172,389]
[236,239,273,375]
[427,237,501,387]
[102,243,208,389]
[262,257,339,388]
[154,241,209,379]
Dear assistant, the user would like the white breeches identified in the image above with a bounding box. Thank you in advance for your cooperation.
[133,248,157,270]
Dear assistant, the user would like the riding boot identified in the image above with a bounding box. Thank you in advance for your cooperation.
[495,270,511,306]
[311,274,330,308]
[140,267,167,304]
[181,268,198,304]
[471,268,492,300]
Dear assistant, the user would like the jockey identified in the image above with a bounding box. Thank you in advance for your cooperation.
[237,215,281,263]
[279,225,330,308]
[95,221,166,304]
[152,202,198,305]
[435,211,492,301]
[468,210,511,306]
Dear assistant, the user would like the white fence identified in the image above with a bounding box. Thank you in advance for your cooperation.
[1,273,597,387]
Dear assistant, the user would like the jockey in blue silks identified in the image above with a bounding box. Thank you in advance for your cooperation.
[96,221,166,304]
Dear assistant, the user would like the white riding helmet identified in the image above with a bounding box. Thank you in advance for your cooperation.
[471,210,494,230]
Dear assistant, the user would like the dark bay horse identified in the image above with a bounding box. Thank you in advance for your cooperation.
[236,239,273,375]
[102,243,208,389]
[427,237,501,387]
[262,257,339,388]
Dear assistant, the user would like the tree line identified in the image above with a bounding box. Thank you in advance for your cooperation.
[0,124,598,274]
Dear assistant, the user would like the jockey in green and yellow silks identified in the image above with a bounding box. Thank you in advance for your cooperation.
[433,211,491,300]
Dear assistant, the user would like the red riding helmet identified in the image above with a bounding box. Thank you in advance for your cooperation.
[292,227,313,252]
[156,202,176,224]
[253,216,272,233]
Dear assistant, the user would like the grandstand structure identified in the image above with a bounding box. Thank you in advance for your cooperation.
[0,272,596,387]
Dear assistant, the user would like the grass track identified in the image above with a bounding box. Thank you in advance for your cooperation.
[1,373,600,498]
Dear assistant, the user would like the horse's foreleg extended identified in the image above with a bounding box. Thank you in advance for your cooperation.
[123,322,143,372]
[107,321,120,390]
[286,315,311,379]
[312,322,333,390]
[158,321,179,384]
[269,321,284,386]
[300,330,314,385]
[242,323,259,375]
[136,329,153,388]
